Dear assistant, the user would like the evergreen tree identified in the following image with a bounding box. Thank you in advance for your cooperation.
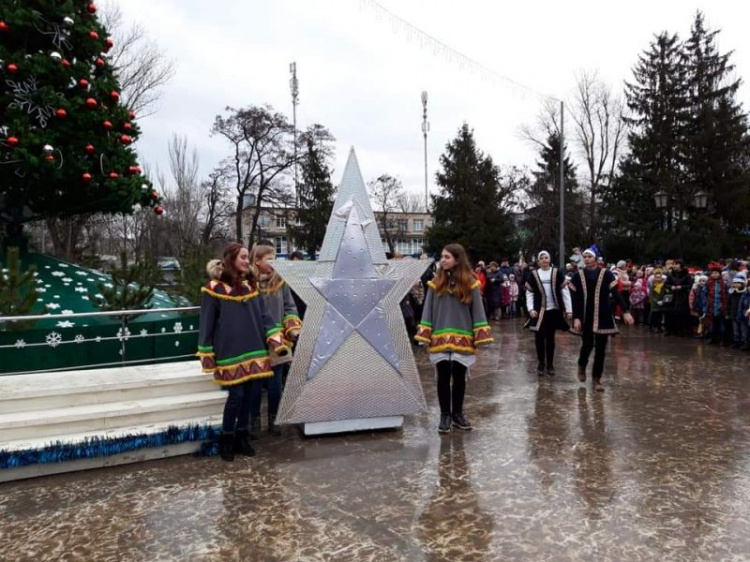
[682,12,750,241]
[290,137,335,258]
[0,247,38,330]
[605,32,689,257]
[522,133,585,254]
[91,251,160,319]
[0,1,161,236]
[426,124,514,261]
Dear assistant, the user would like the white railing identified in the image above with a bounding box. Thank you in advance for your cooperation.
[0,306,200,375]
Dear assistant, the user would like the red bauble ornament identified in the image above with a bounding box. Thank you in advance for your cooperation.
[103,120,113,130]
[45,154,55,162]
[123,122,132,131]
[154,205,164,216]
[7,63,18,73]
[7,136,19,147]
[120,134,132,145]
[87,3,97,14]
[95,58,104,68]
[89,31,99,40]
[86,98,97,108]
[135,166,142,174]
[82,172,92,182]
[109,171,119,180]
[127,165,138,175]
[105,37,114,50]
[55,108,67,118]
[78,78,89,88]
[128,111,136,119]
[61,59,71,68]
[85,143,95,154]
[110,91,120,102]
[150,191,159,201]
[0,21,9,32]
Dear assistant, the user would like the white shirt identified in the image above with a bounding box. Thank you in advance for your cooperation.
[526,268,572,313]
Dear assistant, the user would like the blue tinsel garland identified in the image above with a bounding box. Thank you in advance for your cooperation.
[0,424,222,469]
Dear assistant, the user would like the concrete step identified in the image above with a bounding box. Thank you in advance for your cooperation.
[0,361,210,413]
[0,392,226,442]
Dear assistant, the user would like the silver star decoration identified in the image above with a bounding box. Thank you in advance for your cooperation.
[274,148,428,425]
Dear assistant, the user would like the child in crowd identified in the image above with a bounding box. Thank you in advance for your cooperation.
[728,273,747,348]
[508,273,519,317]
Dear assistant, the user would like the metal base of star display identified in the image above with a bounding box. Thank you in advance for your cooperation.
[303,416,404,436]
[274,148,427,434]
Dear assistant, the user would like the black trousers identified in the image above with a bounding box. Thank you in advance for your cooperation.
[222,381,253,432]
[436,360,467,415]
[534,309,562,367]
[578,330,609,381]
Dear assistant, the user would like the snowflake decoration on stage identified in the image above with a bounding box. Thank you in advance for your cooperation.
[75,286,87,293]
[58,263,69,268]
[46,332,63,348]
[173,322,183,334]
[6,78,58,128]
[81,296,89,301]
[74,334,85,344]
[56,320,75,328]
[51,271,65,277]
[189,325,194,330]
[14,339,27,349]
[175,341,180,347]
[117,327,131,342]
[37,287,47,293]
[161,327,166,333]
[61,309,74,315]
[95,336,102,343]
[139,329,148,336]
[45,302,60,310]
[62,277,73,283]
[76,271,88,276]
[103,283,114,289]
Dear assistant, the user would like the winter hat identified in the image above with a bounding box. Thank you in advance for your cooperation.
[617,260,627,268]
[582,245,598,258]
[707,262,723,272]
[733,274,746,284]
[538,250,551,260]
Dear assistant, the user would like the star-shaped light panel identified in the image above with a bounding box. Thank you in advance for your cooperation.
[273,149,428,425]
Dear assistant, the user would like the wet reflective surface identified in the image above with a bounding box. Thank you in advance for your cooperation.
[2,321,750,561]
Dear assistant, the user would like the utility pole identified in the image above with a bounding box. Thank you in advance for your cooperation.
[290,62,299,207]
[421,91,430,212]
[559,100,565,270]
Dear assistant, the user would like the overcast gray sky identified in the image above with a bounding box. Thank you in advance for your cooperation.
[113,0,750,202]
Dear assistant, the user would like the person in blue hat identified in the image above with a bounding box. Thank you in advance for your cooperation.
[569,245,633,391]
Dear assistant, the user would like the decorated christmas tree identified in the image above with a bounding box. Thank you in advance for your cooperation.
[0,0,162,236]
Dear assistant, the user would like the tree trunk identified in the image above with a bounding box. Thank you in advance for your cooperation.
[235,196,244,243]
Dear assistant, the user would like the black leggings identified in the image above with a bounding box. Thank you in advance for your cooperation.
[534,309,562,367]
[578,331,609,380]
[436,360,467,415]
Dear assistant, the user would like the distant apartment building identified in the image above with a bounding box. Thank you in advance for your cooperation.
[241,204,432,258]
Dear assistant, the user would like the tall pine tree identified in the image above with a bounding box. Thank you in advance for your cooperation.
[682,12,750,247]
[290,137,335,258]
[522,132,584,255]
[0,1,160,238]
[426,124,514,261]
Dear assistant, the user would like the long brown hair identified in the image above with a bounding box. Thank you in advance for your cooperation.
[432,243,474,304]
[221,242,251,285]
[248,244,281,288]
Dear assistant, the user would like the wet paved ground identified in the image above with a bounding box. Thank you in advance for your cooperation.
[2,320,750,561]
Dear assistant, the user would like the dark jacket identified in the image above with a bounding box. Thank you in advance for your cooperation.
[569,267,627,335]
[524,267,570,332]
[197,260,288,386]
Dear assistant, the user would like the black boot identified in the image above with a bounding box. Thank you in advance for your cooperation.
[234,429,256,457]
[249,416,261,440]
[451,412,473,430]
[438,413,452,434]
[219,432,235,462]
[537,362,545,376]
[268,412,282,436]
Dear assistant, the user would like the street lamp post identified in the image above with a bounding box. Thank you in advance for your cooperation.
[421,91,429,213]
